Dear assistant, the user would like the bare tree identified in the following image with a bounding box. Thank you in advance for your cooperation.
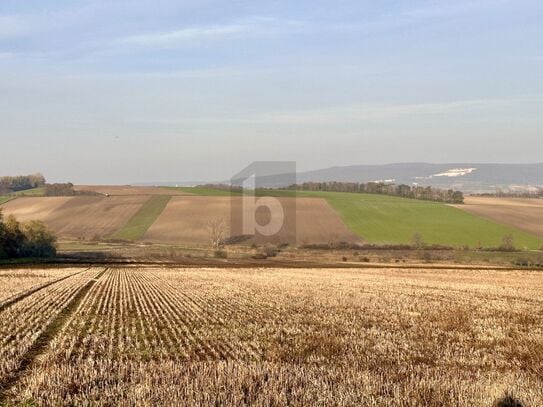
[206,219,228,250]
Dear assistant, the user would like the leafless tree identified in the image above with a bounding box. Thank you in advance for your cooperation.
[206,218,228,250]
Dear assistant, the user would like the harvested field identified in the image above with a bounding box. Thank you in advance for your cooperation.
[0,268,102,391]
[1,196,150,240]
[0,268,80,306]
[75,185,192,196]
[0,266,541,406]
[455,197,543,239]
[143,196,361,245]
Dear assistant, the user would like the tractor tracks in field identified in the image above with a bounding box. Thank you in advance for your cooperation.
[0,268,90,313]
[0,268,108,403]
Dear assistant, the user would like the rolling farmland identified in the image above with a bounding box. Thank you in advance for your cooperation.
[74,185,192,196]
[111,195,172,241]
[143,196,360,245]
[1,196,150,240]
[0,197,73,222]
[0,266,541,406]
[296,191,542,249]
[1,187,542,249]
[455,197,543,239]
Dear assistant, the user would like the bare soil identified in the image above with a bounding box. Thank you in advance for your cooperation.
[1,196,150,240]
[454,196,543,239]
[0,197,73,221]
[143,196,361,245]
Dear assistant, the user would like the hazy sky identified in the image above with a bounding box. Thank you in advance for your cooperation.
[1,0,542,183]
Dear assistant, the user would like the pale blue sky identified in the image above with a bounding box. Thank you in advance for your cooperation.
[1,0,542,183]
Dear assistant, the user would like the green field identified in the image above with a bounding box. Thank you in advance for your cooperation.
[0,196,13,205]
[296,191,541,249]
[9,187,46,197]
[0,188,45,206]
[110,195,171,241]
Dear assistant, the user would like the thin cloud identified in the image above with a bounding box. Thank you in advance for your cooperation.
[117,24,250,46]
[115,17,306,48]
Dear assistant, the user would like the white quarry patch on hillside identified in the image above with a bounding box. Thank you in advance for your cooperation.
[433,168,477,177]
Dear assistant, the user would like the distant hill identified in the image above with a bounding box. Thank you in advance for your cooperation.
[257,163,543,193]
[138,163,543,193]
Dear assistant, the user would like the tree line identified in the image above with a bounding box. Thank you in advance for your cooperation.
[0,210,57,259]
[0,174,46,194]
[475,189,543,198]
[287,182,464,204]
[44,183,76,196]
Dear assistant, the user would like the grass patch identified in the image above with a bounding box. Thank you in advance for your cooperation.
[110,195,171,241]
[0,188,46,206]
[0,196,13,205]
[293,191,542,249]
[9,187,46,197]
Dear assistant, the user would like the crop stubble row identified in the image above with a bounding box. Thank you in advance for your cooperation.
[0,267,542,406]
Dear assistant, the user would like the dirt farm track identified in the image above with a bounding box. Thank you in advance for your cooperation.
[0,266,542,406]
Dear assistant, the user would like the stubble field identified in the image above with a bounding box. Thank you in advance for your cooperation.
[0,266,541,406]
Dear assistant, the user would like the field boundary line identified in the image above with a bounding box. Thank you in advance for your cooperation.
[0,268,90,313]
[0,268,107,402]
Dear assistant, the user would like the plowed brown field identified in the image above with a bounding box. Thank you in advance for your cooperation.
[1,196,150,240]
[0,197,72,221]
[454,197,543,239]
[143,196,360,245]
[75,185,192,196]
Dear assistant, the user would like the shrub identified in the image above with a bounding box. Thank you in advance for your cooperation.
[422,251,433,263]
[213,250,227,259]
[514,258,530,267]
[44,183,75,196]
[21,220,57,257]
[263,244,279,258]
[0,211,56,259]
[499,234,516,252]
